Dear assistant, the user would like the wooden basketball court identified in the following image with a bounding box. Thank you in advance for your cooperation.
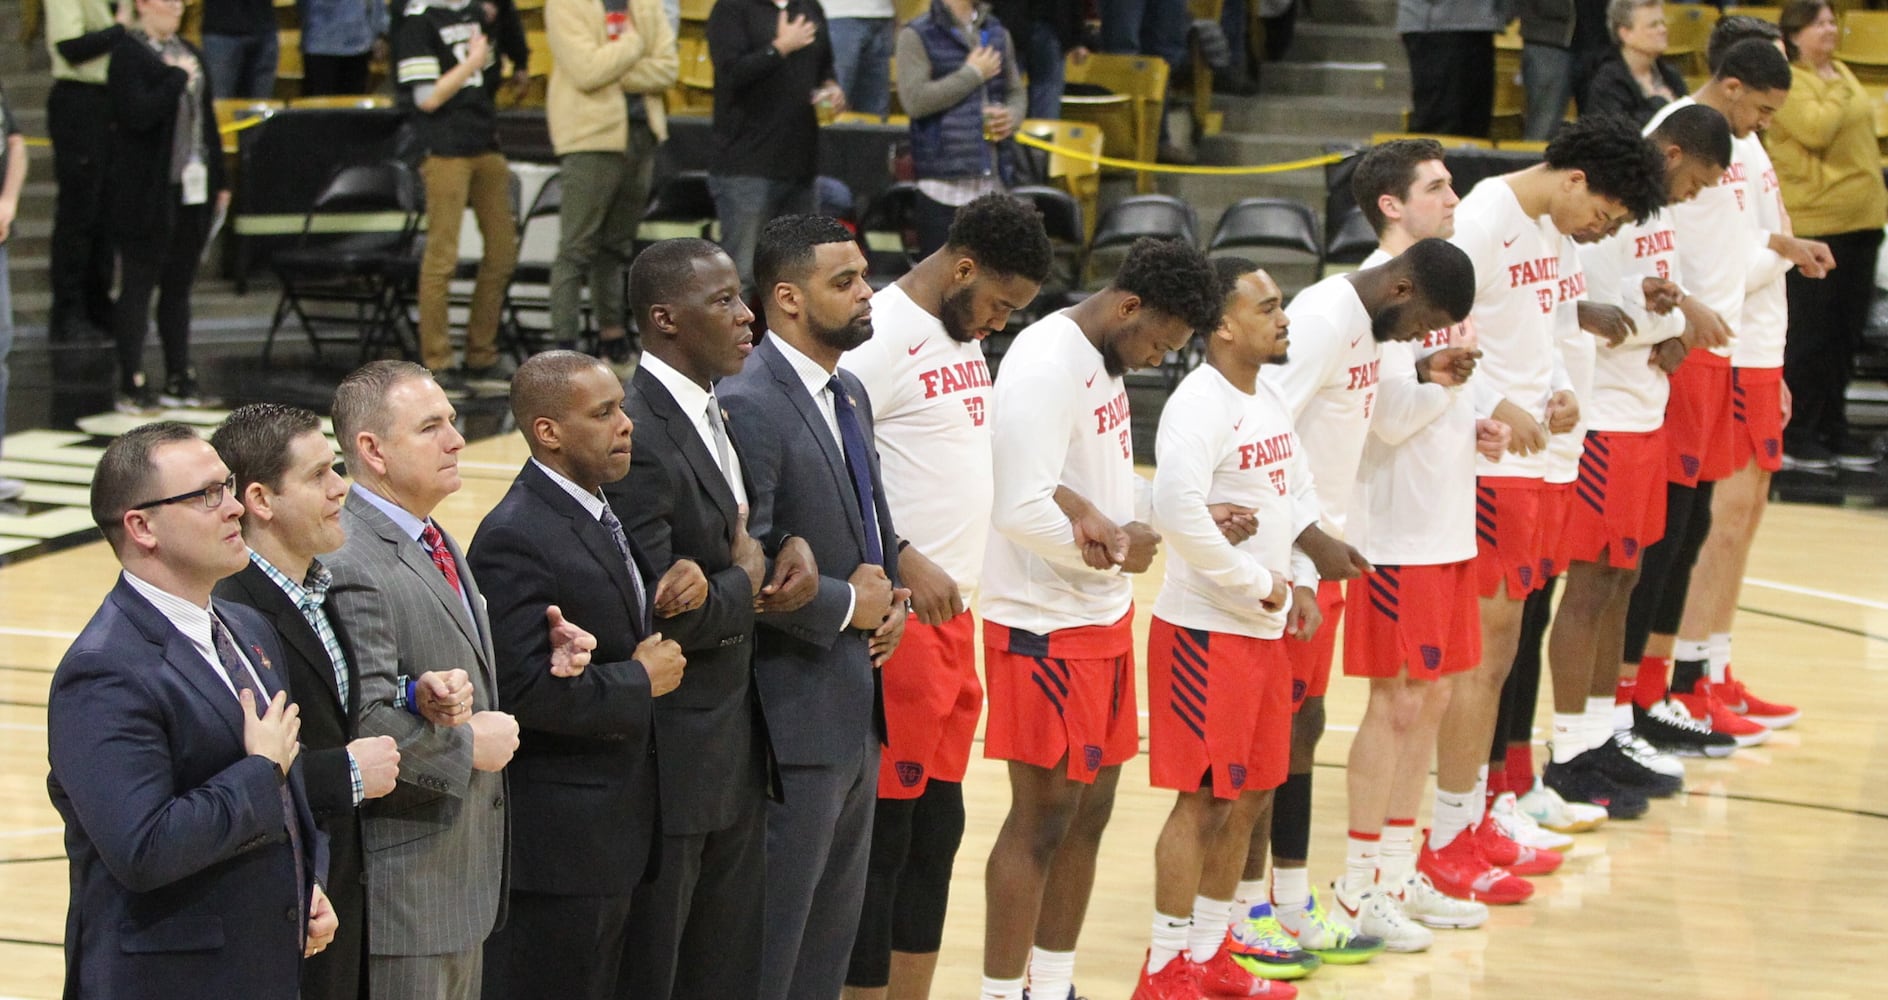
[1,428,1882,999]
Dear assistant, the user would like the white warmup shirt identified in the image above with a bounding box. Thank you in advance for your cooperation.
[1546,241,1593,485]
[1151,365,1320,640]
[1733,131,1794,370]
[982,311,1138,633]
[1449,176,1575,479]
[1265,273,1382,539]
[1349,249,1485,567]
[841,284,996,602]
[1578,208,1688,432]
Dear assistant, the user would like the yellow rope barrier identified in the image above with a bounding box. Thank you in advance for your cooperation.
[21,111,270,149]
[1011,130,1345,176]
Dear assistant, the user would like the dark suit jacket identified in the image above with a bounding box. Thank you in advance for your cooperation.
[47,578,324,1000]
[213,561,367,1000]
[609,365,775,836]
[467,461,661,895]
[716,336,900,766]
[106,32,225,239]
[324,491,508,957]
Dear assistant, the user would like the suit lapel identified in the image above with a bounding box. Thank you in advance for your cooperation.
[522,463,648,636]
[759,339,868,552]
[346,492,486,667]
[233,565,343,711]
[114,583,246,746]
[633,368,740,533]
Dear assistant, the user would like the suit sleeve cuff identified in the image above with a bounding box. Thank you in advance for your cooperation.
[841,583,857,634]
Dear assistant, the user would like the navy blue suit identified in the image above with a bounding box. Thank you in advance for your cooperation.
[47,576,325,1000]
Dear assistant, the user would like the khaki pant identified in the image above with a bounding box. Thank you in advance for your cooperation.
[418,151,517,372]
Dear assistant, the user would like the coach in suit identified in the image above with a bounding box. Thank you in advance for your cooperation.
[211,403,412,1000]
[323,360,530,1000]
[719,215,910,1000]
[613,238,819,999]
[469,351,689,1000]
[48,422,335,1000]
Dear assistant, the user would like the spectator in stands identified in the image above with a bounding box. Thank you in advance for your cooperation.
[1518,0,1612,138]
[992,0,1090,120]
[0,84,24,503]
[201,0,279,98]
[1098,0,1190,161]
[44,0,123,344]
[483,0,534,101]
[1583,0,1686,127]
[1771,0,1888,469]
[895,0,1028,257]
[706,0,842,295]
[1398,0,1503,137]
[300,0,390,95]
[108,0,226,413]
[545,0,678,369]
[829,0,896,117]
[395,0,519,389]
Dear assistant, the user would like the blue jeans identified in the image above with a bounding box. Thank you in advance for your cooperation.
[1521,44,1575,140]
[201,31,280,99]
[0,244,11,450]
[1098,0,1190,69]
[1023,21,1065,122]
[829,17,895,117]
[709,174,817,295]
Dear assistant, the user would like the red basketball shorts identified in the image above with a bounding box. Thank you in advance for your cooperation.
[1474,477,1550,598]
[1146,619,1292,799]
[1283,580,1343,710]
[1731,366,1785,473]
[983,609,1139,783]
[1537,479,1574,582]
[877,609,983,799]
[1566,429,1668,569]
[1664,350,1735,486]
[1343,561,1481,680]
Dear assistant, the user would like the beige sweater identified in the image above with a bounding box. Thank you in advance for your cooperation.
[546,0,678,155]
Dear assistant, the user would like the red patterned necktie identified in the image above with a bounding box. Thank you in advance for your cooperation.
[420,522,464,596]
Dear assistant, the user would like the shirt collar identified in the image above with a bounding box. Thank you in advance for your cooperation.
[249,549,332,609]
[771,335,839,401]
[530,458,608,520]
[122,569,214,644]
[640,352,716,421]
[351,483,430,542]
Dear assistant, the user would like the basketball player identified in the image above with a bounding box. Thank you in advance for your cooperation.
[979,237,1223,1000]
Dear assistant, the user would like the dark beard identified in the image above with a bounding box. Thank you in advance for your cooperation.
[814,314,874,353]
[1370,301,1405,342]
[940,286,978,343]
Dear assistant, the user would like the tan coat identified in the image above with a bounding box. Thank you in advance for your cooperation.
[546,0,678,155]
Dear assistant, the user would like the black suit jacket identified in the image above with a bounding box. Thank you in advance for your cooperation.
[466,461,661,897]
[106,32,225,239]
[213,562,366,1000]
[609,365,777,836]
[47,578,324,1000]
[716,337,900,767]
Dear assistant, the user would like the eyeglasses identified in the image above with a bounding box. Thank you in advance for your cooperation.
[132,474,236,512]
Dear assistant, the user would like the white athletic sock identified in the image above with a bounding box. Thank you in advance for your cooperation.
[1707,632,1732,684]
[1379,820,1417,885]
[1232,878,1267,923]
[1432,786,1477,849]
[1029,947,1075,1000]
[1341,832,1380,897]
[1674,638,1709,664]
[1585,696,1616,752]
[1613,700,1635,734]
[1550,712,1584,762]
[1148,912,1190,973]
[1475,764,1489,815]
[979,976,1026,1000]
[1270,866,1310,916]
[1189,896,1231,961]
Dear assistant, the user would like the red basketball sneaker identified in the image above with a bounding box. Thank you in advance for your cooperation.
[1193,946,1300,998]
[1133,952,1206,1000]
[1471,817,1563,876]
[1417,829,1534,905]
[1714,669,1799,729]
[1671,685,1770,747]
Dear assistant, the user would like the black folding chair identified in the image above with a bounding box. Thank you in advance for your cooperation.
[1084,193,1198,289]
[263,160,422,366]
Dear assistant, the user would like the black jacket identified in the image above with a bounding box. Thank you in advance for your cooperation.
[106,32,225,238]
[1582,52,1686,129]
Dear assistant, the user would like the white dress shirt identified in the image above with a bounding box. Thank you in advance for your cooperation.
[124,570,268,698]
[639,351,748,507]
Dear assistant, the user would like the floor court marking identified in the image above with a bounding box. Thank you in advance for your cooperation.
[1742,576,1888,612]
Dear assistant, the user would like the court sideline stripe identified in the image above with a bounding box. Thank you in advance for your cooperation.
[1735,605,1888,644]
[1742,576,1888,612]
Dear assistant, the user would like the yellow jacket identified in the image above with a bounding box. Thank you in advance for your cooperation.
[546,0,678,155]
[1767,60,1888,237]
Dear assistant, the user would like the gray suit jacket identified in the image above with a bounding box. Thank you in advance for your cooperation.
[323,489,509,957]
[717,336,899,767]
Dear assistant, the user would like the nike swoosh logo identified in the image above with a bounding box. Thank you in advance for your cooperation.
[1337,897,1361,920]
[1233,418,1244,431]
[1350,334,1364,347]
[1085,370,1098,387]
[907,338,929,356]
[1503,236,1519,248]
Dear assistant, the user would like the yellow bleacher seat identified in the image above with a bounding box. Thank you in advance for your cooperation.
[1371,131,1494,149]
[1020,118,1104,241]
[275,28,303,99]
[680,0,715,23]
[1665,4,1721,76]
[1495,139,1549,153]
[668,33,716,114]
[1840,10,1888,71]
[832,112,910,126]
[1726,5,1782,22]
[1062,52,1167,193]
[275,0,297,32]
[289,94,393,110]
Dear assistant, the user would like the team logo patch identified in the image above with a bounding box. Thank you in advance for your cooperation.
[1291,679,1308,704]
[1622,537,1639,558]
[1229,764,1248,789]
[1518,564,1534,588]
[1082,744,1104,772]
[1764,439,1779,458]
[1420,645,1443,670]
[895,761,925,788]
[1681,454,1701,478]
